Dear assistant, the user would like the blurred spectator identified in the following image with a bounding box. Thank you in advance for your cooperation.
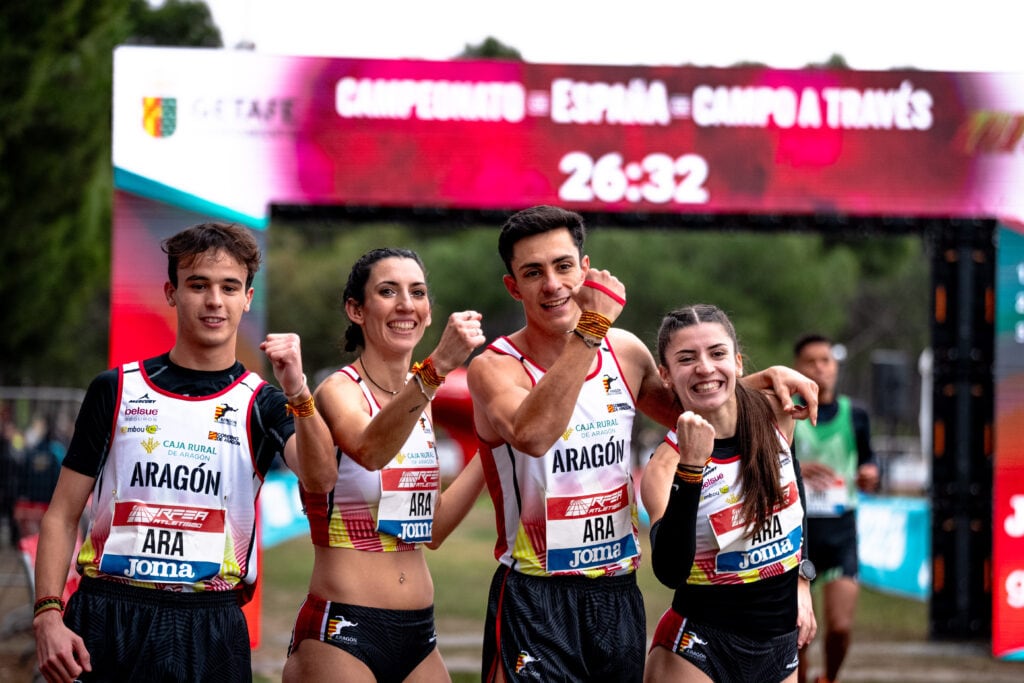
[0,417,20,546]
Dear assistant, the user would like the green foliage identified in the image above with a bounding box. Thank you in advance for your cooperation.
[264,218,928,413]
[0,0,221,386]
[125,0,222,47]
[267,219,518,378]
[585,228,861,370]
[0,0,130,385]
[456,36,523,61]
[811,53,852,70]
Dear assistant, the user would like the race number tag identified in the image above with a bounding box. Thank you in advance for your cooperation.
[545,483,638,573]
[99,500,226,584]
[806,477,851,517]
[377,466,439,543]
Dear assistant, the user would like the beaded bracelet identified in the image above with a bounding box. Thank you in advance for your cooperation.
[675,467,704,485]
[413,374,436,402]
[411,357,445,389]
[33,595,65,617]
[285,394,316,419]
[575,310,612,341]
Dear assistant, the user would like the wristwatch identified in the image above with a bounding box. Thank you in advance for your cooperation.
[798,558,817,582]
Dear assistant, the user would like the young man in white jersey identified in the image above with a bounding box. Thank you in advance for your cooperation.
[467,205,819,682]
[32,222,334,683]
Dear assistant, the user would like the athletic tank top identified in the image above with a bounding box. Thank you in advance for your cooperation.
[479,336,640,578]
[664,429,803,584]
[301,365,440,551]
[793,396,859,517]
[77,361,265,592]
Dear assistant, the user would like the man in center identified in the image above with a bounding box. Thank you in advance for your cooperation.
[467,205,818,682]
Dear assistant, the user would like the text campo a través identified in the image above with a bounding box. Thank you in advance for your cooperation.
[334,75,934,132]
[692,80,933,130]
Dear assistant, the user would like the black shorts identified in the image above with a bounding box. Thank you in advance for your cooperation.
[651,607,799,683]
[287,594,437,683]
[482,565,645,682]
[806,510,859,580]
[64,577,251,682]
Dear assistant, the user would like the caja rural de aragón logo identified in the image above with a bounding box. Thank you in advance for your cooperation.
[143,97,176,138]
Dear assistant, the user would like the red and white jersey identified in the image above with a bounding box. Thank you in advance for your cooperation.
[302,365,440,551]
[479,336,640,578]
[663,429,804,584]
[78,361,265,591]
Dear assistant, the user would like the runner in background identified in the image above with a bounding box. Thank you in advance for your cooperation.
[792,333,879,683]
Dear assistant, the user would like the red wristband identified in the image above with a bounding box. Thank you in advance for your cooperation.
[582,280,626,306]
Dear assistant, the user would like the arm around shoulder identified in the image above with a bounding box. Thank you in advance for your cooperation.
[741,365,819,426]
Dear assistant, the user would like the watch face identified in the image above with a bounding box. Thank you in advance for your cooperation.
[800,559,816,581]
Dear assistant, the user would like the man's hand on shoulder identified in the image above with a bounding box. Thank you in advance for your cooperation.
[743,365,818,426]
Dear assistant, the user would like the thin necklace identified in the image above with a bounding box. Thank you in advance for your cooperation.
[359,358,400,395]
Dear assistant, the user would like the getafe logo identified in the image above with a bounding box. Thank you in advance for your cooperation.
[514,651,539,674]
[143,97,176,138]
[140,437,160,454]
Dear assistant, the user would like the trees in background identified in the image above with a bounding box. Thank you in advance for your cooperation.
[0,14,929,408]
[0,0,220,387]
[266,218,929,413]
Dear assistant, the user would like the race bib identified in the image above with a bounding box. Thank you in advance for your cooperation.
[545,483,638,573]
[707,481,803,579]
[806,476,851,517]
[99,500,226,584]
[377,466,439,543]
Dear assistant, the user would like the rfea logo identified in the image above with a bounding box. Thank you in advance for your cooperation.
[143,97,177,138]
